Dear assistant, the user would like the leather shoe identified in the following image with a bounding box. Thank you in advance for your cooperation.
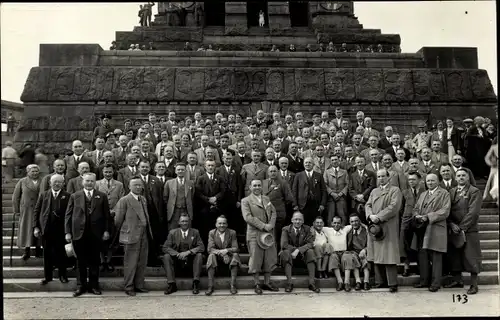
[413,283,428,288]
[467,285,478,295]
[363,282,371,291]
[336,282,344,291]
[230,286,238,295]
[72,288,86,297]
[261,283,279,292]
[444,281,464,288]
[428,286,439,292]
[344,283,351,292]
[389,286,398,293]
[205,287,214,296]
[40,279,52,285]
[90,288,102,295]
[354,282,362,291]
[164,283,177,295]
[308,284,320,293]
[192,281,200,295]
[134,288,149,293]
[285,283,294,293]
[254,284,263,295]
[373,283,387,289]
[59,276,69,284]
[125,290,136,296]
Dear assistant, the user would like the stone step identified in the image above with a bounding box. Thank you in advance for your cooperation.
[3,272,498,292]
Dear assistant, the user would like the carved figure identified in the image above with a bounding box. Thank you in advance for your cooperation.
[195,3,204,27]
[340,43,348,52]
[377,44,384,53]
[259,10,265,27]
[327,42,336,52]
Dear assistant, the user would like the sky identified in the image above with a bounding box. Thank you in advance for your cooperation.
[0,1,497,103]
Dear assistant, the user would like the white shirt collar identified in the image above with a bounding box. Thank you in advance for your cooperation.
[428,187,437,195]
[52,189,60,197]
[182,229,189,237]
[85,189,94,197]
[177,177,184,184]
[130,192,139,201]
[207,173,214,179]
[423,160,431,166]
[225,165,231,172]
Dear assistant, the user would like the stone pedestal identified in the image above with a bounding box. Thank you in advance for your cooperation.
[267,2,291,34]
[225,2,248,35]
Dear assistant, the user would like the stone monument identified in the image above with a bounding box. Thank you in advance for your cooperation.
[16,1,497,154]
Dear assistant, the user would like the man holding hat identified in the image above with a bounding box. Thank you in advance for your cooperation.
[93,114,114,147]
[241,179,279,294]
[365,169,402,293]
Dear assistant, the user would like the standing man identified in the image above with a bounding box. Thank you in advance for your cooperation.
[65,173,111,297]
[33,174,70,285]
[324,155,349,225]
[444,169,482,294]
[365,169,402,293]
[40,159,67,193]
[412,173,451,292]
[241,179,279,294]
[164,163,195,231]
[348,156,376,224]
[66,162,90,194]
[114,178,153,296]
[241,151,268,196]
[65,140,94,181]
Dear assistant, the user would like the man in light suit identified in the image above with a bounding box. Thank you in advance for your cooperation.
[65,173,111,297]
[87,137,107,169]
[430,140,449,167]
[241,179,279,295]
[418,148,440,179]
[194,135,221,166]
[114,178,153,296]
[163,163,194,231]
[117,153,139,194]
[278,157,295,188]
[66,162,90,194]
[324,155,349,226]
[95,164,125,272]
[65,140,95,181]
[393,149,410,174]
[205,215,241,295]
[185,152,205,182]
[112,135,130,169]
[241,151,269,196]
[312,144,332,174]
[412,173,451,292]
[162,214,205,295]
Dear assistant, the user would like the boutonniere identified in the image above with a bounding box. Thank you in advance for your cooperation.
[314,179,318,184]
[191,236,194,240]
[95,195,101,199]
[214,178,217,182]
[231,170,235,174]
[61,196,66,200]
[273,186,279,190]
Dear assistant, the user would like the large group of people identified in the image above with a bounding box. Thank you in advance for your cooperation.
[8,108,497,298]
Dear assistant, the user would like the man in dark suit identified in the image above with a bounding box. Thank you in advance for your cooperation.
[66,162,90,194]
[138,160,165,266]
[292,157,327,226]
[117,153,139,194]
[348,156,376,225]
[278,157,295,187]
[139,140,158,174]
[450,154,476,186]
[439,164,458,191]
[65,172,111,297]
[185,152,205,182]
[418,148,440,179]
[114,178,154,296]
[234,141,252,169]
[163,146,178,180]
[205,215,241,295]
[385,134,411,162]
[65,140,95,181]
[33,174,70,285]
[217,134,236,163]
[378,126,394,150]
[39,159,67,194]
[195,160,226,245]
[286,142,304,173]
[162,214,205,295]
[280,212,319,293]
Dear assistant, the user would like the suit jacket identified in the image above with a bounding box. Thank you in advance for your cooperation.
[417,161,440,178]
[33,189,71,235]
[194,147,221,166]
[117,166,138,193]
[292,171,327,210]
[324,167,349,198]
[431,151,450,167]
[163,157,178,179]
[215,165,243,204]
[385,146,411,162]
[244,134,261,147]
[412,187,451,252]
[173,146,191,163]
[451,166,476,186]
[430,127,464,154]
[87,149,106,168]
[360,147,385,163]
[440,179,458,191]
[163,228,205,256]
[448,185,482,233]
[346,226,368,252]
[155,141,171,161]
[401,186,426,229]
[40,172,67,195]
[378,136,392,150]
[348,170,376,204]
[207,228,239,254]
[280,224,314,254]
[280,170,295,187]
[163,178,195,221]
[286,154,304,173]
[142,175,164,216]
[195,173,226,206]
[64,189,111,241]
[340,157,356,174]
[139,153,158,169]
[365,162,382,173]
[95,179,125,211]
[241,194,277,238]
[64,154,95,181]
[352,144,367,156]
[66,176,84,194]
[312,156,332,174]
[185,164,205,182]
[393,161,410,174]
[112,146,129,167]
[241,162,269,194]
[262,178,296,216]
[114,193,153,244]
[362,128,380,140]
[233,153,252,169]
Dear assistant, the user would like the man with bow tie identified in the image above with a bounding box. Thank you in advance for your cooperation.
[164,163,195,231]
[114,178,153,296]
[65,173,111,297]
[412,173,451,292]
[95,164,125,272]
[33,174,71,285]
[205,215,241,295]
[67,162,90,194]
[324,155,349,226]
[280,212,319,293]
[444,169,482,295]
[348,156,376,225]
[117,153,139,194]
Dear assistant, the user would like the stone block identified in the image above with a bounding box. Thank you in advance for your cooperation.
[294,69,325,100]
[383,69,414,101]
[418,47,478,69]
[354,69,384,101]
[324,69,356,100]
[39,44,102,67]
[174,68,205,100]
[20,68,51,101]
[469,70,497,101]
[225,2,247,14]
[444,70,473,101]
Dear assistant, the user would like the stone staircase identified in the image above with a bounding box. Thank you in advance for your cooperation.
[2,178,498,292]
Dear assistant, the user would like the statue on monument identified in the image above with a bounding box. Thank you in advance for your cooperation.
[319,1,354,15]
[143,2,155,27]
[259,10,265,27]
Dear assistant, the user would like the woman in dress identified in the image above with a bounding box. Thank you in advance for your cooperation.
[259,10,265,27]
[483,143,498,205]
[12,164,42,260]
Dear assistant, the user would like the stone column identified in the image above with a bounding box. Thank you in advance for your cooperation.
[225,2,248,35]
[267,1,291,34]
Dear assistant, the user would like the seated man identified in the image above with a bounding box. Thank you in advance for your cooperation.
[279,212,320,293]
[162,214,205,295]
[323,216,349,291]
[311,216,334,279]
[205,215,241,296]
[342,214,371,291]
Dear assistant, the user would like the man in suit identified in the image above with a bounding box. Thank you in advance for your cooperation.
[280,212,320,293]
[65,173,111,297]
[362,117,380,139]
[138,160,165,266]
[114,178,153,296]
[450,154,476,186]
[163,146,178,180]
[241,179,279,294]
[393,149,410,174]
[112,135,130,169]
[67,162,90,194]
[184,152,204,182]
[365,149,382,174]
[205,215,241,295]
[382,154,407,190]
[171,134,191,163]
[286,142,304,173]
[164,163,195,231]
[331,108,344,130]
[154,162,168,185]
[195,160,226,245]
[117,153,139,194]
[292,157,327,226]
[95,164,125,272]
[274,127,290,154]
[343,214,371,291]
[312,144,332,174]
[217,134,236,161]
[95,151,119,181]
[243,123,260,146]
[33,174,70,285]
[278,157,295,187]
[65,140,95,181]
[418,148,440,179]
[439,164,458,191]
[430,140,449,167]
[378,126,394,150]
[341,145,356,174]
[360,136,385,163]
[348,156,376,225]
[264,148,278,167]
[324,155,349,226]
[87,137,107,169]
[234,141,252,169]
[139,140,158,173]
[444,169,482,295]
[40,159,67,194]
[385,134,411,162]
[241,151,268,196]
[365,169,402,293]
[162,214,205,295]
[442,118,464,156]
[195,135,221,166]
[412,173,451,292]
[271,140,287,163]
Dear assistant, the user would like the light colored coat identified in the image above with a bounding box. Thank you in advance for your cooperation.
[163,178,194,222]
[241,194,277,240]
[324,167,349,197]
[12,178,41,248]
[365,185,402,264]
[114,193,153,244]
[95,179,125,211]
[240,162,268,195]
[312,156,332,174]
[412,187,451,253]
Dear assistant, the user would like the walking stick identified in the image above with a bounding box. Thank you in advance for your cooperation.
[10,212,16,267]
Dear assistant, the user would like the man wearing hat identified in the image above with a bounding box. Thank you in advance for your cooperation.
[93,114,114,147]
[279,211,319,293]
[241,179,279,294]
[365,169,402,293]
[444,169,482,295]
[412,173,451,292]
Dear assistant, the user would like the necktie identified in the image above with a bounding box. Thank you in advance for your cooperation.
[183,232,187,239]
[107,180,111,188]
[254,163,258,171]
[54,192,59,199]
[143,176,147,184]
[131,167,136,174]
[86,191,91,201]
[413,188,417,198]
[179,179,184,186]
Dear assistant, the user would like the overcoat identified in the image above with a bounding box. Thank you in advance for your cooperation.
[13,178,41,247]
